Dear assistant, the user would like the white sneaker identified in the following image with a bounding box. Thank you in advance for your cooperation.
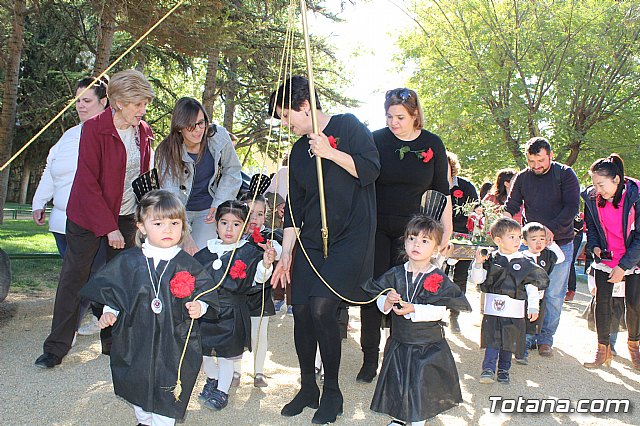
[71,332,77,347]
[77,316,101,336]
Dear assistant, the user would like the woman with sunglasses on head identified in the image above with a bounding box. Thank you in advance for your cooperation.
[155,97,243,253]
[357,88,452,384]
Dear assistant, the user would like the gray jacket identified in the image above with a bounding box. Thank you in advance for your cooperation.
[159,124,242,210]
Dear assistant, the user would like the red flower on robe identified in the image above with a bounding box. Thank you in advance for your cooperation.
[252,227,265,244]
[420,148,434,163]
[170,271,196,298]
[230,260,247,279]
[452,189,464,199]
[423,274,443,293]
[328,135,338,149]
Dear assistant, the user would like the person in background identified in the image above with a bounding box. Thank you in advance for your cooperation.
[565,212,585,302]
[483,168,521,223]
[479,181,493,200]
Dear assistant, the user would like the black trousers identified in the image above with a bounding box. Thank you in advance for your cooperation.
[567,233,583,292]
[360,215,407,358]
[595,269,640,344]
[43,215,136,358]
[445,259,471,315]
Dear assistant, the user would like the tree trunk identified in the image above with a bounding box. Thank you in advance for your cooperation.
[94,1,117,75]
[18,162,30,205]
[0,0,27,224]
[223,57,239,132]
[202,48,220,119]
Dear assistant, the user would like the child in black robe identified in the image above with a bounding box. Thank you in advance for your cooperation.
[519,221,565,364]
[362,215,471,426]
[471,218,549,385]
[194,200,276,410]
[81,190,219,425]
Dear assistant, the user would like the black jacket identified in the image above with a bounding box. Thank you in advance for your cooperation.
[581,178,640,271]
[450,176,478,234]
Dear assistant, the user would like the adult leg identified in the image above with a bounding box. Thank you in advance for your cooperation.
[566,233,583,294]
[281,303,320,417]
[52,232,67,258]
[310,297,344,424]
[251,316,270,386]
[584,269,613,368]
[625,274,640,369]
[187,209,218,250]
[449,260,471,333]
[537,242,573,353]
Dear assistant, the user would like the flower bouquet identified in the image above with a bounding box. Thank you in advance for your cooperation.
[448,199,502,259]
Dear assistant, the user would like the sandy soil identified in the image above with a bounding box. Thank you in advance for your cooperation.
[0,278,638,425]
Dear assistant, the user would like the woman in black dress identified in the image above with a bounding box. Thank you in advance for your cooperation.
[270,76,380,424]
[358,88,452,383]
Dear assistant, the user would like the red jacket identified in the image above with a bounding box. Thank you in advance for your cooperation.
[67,108,153,237]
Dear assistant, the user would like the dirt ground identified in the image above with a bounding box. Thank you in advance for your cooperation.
[0,277,638,425]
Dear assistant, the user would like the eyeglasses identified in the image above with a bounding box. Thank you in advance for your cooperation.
[185,119,207,132]
[385,88,413,102]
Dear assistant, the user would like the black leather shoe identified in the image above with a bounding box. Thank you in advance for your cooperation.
[355,363,377,383]
[312,390,343,424]
[449,316,461,334]
[35,352,61,369]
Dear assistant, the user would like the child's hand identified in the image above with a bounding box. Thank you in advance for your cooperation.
[528,312,539,322]
[262,241,277,268]
[384,289,401,311]
[98,312,117,329]
[475,247,489,264]
[185,301,202,319]
[393,302,415,316]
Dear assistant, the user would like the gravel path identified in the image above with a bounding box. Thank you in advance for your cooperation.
[0,277,638,425]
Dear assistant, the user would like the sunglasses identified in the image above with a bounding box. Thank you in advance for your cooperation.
[385,88,412,102]
[185,119,207,132]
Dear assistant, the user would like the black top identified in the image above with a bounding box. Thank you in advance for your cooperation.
[284,113,380,303]
[373,127,449,218]
[450,176,478,233]
[504,162,580,245]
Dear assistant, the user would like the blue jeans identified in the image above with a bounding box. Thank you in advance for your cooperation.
[523,334,537,357]
[482,347,512,372]
[535,241,573,347]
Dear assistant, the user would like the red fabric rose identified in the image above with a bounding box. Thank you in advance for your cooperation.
[420,148,434,163]
[252,227,265,244]
[170,271,196,298]
[328,135,338,149]
[453,189,464,199]
[423,273,443,293]
[230,259,247,279]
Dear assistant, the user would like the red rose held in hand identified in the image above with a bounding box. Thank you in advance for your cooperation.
[252,227,265,244]
[328,135,338,149]
[453,189,464,199]
[230,260,247,279]
[170,271,196,298]
[420,148,434,163]
[423,274,444,293]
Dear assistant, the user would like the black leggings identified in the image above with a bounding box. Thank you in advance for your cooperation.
[595,270,640,344]
[293,297,342,383]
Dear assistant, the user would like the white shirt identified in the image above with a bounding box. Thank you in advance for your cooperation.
[31,124,83,234]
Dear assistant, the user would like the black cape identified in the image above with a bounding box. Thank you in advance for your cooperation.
[194,242,265,358]
[245,227,283,316]
[523,248,557,334]
[479,254,549,357]
[362,266,471,421]
[80,248,219,420]
[285,114,380,304]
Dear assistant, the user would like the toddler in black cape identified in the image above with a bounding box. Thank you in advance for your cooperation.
[362,215,471,426]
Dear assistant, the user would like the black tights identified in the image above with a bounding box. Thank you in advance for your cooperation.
[293,297,342,384]
[595,269,640,344]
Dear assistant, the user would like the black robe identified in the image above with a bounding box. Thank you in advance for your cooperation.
[362,266,471,422]
[479,254,549,357]
[194,242,266,358]
[245,227,283,317]
[80,248,219,420]
[285,113,380,304]
[523,248,557,334]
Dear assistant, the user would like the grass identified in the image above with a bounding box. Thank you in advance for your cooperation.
[0,220,61,291]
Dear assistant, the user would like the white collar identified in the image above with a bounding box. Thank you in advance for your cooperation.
[522,250,540,259]
[206,238,247,256]
[403,261,436,275]
[498,251,524,261]
[141,240,182,261]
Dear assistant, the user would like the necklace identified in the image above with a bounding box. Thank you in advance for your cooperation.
[404,269,426,304]
[146,258,170,314]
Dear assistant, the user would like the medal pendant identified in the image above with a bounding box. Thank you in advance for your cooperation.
[212,258,223,270]
[151,297,163,314]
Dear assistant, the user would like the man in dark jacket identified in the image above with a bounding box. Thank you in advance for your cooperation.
[504,137,580,357]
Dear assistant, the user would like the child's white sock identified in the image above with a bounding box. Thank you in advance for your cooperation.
[217,357,235,393]
[202,355,218,379]
[251,316,270,374]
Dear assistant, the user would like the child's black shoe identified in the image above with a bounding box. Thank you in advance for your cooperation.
[203,388,229,410]
[479,369,495,384]
[198,377,218,401]
[497,369,510,384]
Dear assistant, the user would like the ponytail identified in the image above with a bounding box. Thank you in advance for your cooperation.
[590,153,625,208]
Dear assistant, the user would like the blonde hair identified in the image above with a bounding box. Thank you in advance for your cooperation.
[135,190,187,246]
[446,151,461,177]
[107,69,155,107]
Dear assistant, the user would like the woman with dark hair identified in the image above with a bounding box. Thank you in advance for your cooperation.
[582,154,640,369]
[155,97,242,253]
[357,88,452,384]
[269,75,380,424]
[35,70,156,368]
[483,168,522,224]
[479,181,492,200]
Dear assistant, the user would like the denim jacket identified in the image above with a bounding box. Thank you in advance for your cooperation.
[581,177,640,270]
[159,124,242,210]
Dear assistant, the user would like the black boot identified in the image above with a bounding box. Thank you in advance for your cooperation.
[356,351,378,383]
[281,373,320,417]
[312,379,343,424]
[449,311,461,334]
